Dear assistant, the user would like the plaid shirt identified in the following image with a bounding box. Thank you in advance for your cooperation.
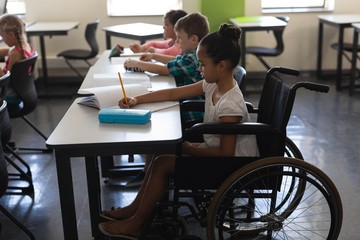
[167,51,204,123]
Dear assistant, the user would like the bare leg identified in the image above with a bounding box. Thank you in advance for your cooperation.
[101,155,175,236]
[102,154,158,219]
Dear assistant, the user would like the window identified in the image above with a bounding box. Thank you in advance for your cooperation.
[262,0,334,13]
[6,0,26,15]
[107,0,182,17]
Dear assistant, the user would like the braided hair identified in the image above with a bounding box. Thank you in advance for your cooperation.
[0,14,27,59]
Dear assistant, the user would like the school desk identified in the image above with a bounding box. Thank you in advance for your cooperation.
[102,22,164,49]
[46,54,181,239]
[316,14,360,90]
[26,21,80,84]
[229,16,287,69]
[350,23,360,95]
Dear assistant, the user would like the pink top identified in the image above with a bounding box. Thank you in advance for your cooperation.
[3,46,35,73]
[143,39,182,56]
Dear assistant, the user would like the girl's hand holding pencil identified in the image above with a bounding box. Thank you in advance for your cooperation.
[118,97,137,108]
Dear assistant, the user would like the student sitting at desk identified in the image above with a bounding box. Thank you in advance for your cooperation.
[124,12,209,118]
[99,24,259,239]
[123,12,209,187]
[129,9,187,56]
[124,13,209,86]
[0,14,35,103]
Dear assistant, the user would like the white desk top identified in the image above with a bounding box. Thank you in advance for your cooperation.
[47,50,181,148]
[82,50,176,92]
[317,14,360,24]
[230,16,287,28]
[46,97,181,147]
[352,23,360,30]
[102,22,163,36]
[26,21,80,32]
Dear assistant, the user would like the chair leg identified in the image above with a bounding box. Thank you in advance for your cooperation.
[0,204,36,240]
[4,145,35,197]
[64,59,84,79]
[12,116,52,153]
[257,56,272,70]
[21,116,47,140]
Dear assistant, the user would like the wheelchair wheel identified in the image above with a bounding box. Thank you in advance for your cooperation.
[207,157,342,240]
[285,137,304,159]
[150,209,188,240]
[274,137,306,214]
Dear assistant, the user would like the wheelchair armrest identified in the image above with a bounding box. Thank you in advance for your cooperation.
[189,122,277,135]
[180,100,205,112]
[246,101,258,113]
[181,100,258,114]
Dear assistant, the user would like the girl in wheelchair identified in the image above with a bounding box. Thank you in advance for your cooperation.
[99,23,258,239]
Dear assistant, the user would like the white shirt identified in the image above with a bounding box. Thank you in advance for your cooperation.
[201,80,259,156]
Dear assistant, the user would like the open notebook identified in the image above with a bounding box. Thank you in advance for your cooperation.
[78,84,179,112]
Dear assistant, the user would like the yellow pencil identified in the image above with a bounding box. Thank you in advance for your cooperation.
[118,72,128,105]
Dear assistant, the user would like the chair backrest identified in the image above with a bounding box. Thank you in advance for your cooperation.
[0,71,10,100]
[256,68,295,157]
[233,66,246,90]
[85,20,100,58]
[8,52,38,117]
[272,16,289,56]
[0,100,9,197]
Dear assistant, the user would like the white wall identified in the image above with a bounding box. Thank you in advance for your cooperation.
[22,0,360,72]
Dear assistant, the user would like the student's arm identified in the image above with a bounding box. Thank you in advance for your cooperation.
[0,48,10,58]
[129,43,145,53]
[119,80,204,107]
[6,51,22,72]
[182,115,243,157]
[124,59,170,76]
[140,53,175,64]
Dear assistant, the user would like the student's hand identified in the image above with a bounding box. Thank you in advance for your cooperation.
[145,47,156,53]
[118,97,138,108]
[139,53,154,61]
[124,59,139,68]
[129,43,141,53]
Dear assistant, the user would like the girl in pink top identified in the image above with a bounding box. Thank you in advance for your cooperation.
[129,10,187,56]
[0,14,34,76]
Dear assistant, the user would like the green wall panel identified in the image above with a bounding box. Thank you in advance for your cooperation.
[201,0,245,32]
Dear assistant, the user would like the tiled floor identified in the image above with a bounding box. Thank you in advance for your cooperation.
[1,72,360,240]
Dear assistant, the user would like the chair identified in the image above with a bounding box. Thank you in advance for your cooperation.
[0,71,10,100]
[142,67,342,239]
[245,16,289,71]
[6,52,50,153]
[57,20,100,79]
[0,73,34,196]
[331,42,360,80]
[0,100,35,239]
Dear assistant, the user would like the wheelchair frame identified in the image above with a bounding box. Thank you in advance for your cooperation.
[140,67,342,240]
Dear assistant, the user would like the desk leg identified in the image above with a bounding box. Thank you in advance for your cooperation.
[39,36,48,83]
[105,34,111,49]
[317,22,324,78]
[336,27,345,90]
[350,30,359,96]
[55,150,79,240]
[85,156,103,239]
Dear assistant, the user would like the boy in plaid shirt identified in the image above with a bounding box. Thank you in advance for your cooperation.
[124,12,210,123]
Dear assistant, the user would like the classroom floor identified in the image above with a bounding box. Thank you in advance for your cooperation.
[1,72,360,240]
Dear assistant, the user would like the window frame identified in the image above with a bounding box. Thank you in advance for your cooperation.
[261,0,334,13]
[106,0,183,17]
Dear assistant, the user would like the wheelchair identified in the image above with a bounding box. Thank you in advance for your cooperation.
[140,67,343,240]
